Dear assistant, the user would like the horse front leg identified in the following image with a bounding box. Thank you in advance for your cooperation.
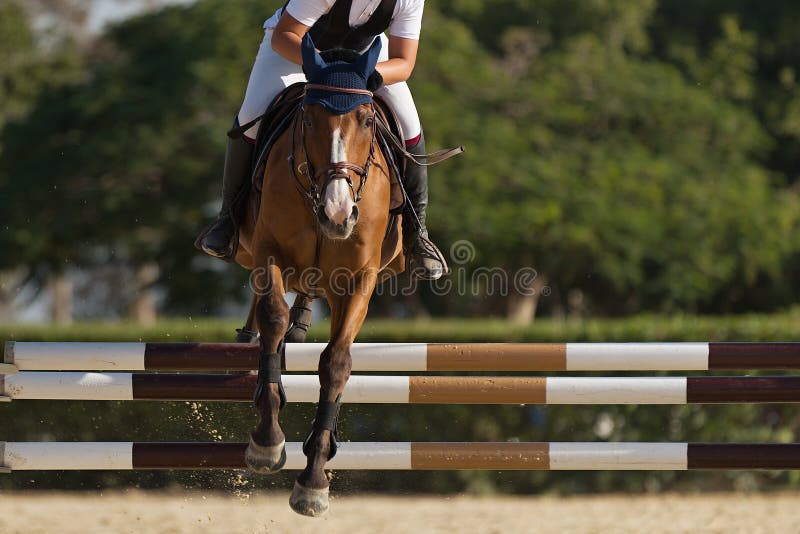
[244,263,290,473]
[289,270,377,517]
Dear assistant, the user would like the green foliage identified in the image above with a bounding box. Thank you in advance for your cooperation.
[413,1,799,316]
[3,0,800,319]
[0,1,37,128]
[0,1,82,140]
[6,309,800,343]
[0,0,281,305]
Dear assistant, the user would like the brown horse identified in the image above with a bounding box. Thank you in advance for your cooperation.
[233,37,405,516]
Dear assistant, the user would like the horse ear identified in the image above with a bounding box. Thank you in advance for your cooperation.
[301,33,326,76]
[356,37,382,78]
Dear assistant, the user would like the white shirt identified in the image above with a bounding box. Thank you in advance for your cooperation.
[263,0,424,41]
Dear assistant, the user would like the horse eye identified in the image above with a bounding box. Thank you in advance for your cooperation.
[303,115,313,128]
[364,115,374,129]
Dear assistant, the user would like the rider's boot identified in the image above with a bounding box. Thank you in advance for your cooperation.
[402,131,449,280]
[196,120,254,260]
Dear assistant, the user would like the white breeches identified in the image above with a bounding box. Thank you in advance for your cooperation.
[238,30,422,142]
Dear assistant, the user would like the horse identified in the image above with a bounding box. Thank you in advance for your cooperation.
[233,35,406,516]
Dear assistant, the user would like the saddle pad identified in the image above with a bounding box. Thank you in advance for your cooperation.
[251,82,306,194]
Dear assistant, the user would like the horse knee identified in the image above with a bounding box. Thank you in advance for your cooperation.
[318,345,352,390]
[257,295,290,340]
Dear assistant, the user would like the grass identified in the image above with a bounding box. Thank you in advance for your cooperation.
[4,308,800,342]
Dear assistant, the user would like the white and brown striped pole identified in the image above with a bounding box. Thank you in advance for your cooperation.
[2,441,800,471]
[6,342,800,372]
[3,373,800,403]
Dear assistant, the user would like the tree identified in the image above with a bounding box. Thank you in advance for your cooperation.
[0,0,84,322]
[411,1,798,320]
[0,0,285,320]
[3,0,800,322]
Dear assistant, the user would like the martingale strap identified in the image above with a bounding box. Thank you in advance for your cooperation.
[254,349,286,409]
[303,393,343,460]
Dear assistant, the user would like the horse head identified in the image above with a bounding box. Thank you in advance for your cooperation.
[299,34,382,240]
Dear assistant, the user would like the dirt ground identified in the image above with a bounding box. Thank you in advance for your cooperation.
[1,492,800,534]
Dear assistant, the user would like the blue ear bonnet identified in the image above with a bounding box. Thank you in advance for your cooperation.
[302,34,382,114]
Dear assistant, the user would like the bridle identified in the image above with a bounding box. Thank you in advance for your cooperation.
[289,84,378,216]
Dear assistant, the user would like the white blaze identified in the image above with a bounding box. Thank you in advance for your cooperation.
[331,127,346,163]
[324,127,355,225]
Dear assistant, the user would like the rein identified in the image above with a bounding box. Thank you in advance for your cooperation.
[289,84,378,215]
[305,84,373,97]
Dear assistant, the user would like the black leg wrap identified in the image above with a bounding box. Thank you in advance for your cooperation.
[235,328,258,344]
[254,348,286,409]
[284,303,313,343]
[302,393,342,460]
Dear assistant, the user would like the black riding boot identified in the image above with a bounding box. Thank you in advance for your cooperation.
[402,132,448,280]
[197,124,254,260]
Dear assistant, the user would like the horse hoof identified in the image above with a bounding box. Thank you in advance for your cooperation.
[244,436,286,474]
[289,481,330,517]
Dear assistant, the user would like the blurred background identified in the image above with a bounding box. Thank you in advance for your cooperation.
[2,0,800,495]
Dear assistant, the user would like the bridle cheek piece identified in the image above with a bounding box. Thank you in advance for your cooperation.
[289,84,378,216]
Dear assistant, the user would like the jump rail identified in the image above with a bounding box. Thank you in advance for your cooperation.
[7,342,800,372]
[3,373,800,404]
[3,442,800,471]
[6,341,800,475]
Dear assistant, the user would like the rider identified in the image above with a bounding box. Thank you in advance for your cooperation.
[197,0,447,280]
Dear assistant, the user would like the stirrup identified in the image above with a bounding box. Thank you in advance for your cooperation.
[194,213,239,261]
[406,232,450,280]
[195,180,251,261]
[302,393,342,461]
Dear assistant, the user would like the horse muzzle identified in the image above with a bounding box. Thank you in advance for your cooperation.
[317,176,359,239]
[318,203,358,240]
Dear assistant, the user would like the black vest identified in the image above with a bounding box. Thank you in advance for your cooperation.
[285,0,397,51]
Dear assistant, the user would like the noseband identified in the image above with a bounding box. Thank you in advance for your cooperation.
[289,84,378,216]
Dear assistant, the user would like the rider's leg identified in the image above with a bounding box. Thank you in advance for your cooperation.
[198,127,255,259]
[374,36,447,279]
[400,131,448,279]
[198,29,306,259]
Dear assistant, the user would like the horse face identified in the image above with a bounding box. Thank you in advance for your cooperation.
[304,103,376,240]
